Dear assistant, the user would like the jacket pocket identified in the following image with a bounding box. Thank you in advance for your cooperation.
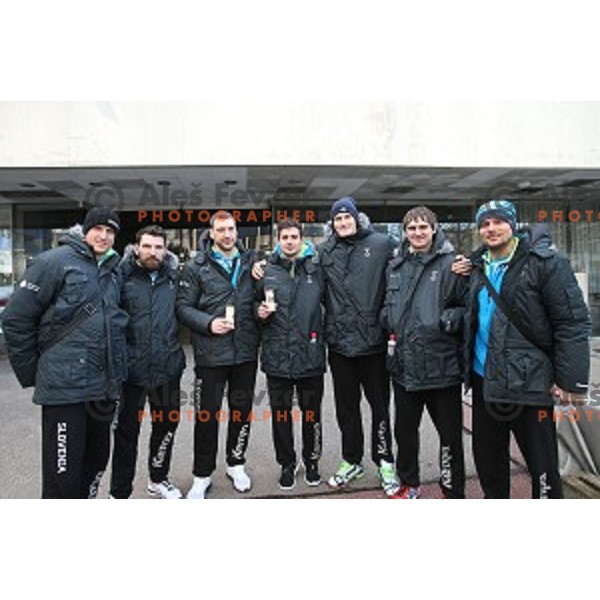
[64,271,89,305]
[506,349,551,393]
[565,285,588,320]
[43,346,89,388]
[424,335,461,380]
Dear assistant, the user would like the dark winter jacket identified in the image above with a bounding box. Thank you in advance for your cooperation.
[256,241,326,379]
[2,226,128,405]
[176,231,259,368]
[381,230,467,391]
[464,225,591,406]
[119,246,186,389]
[319,213,398,357]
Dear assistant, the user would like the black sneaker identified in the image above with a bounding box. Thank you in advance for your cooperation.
[304,461,321,487]
[279,463,298,490]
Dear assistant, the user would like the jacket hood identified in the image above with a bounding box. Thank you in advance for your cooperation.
[58,224,93,258]
[521,223,556,257]
[324,211,373,238]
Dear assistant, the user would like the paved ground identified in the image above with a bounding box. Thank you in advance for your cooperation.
[1,340,598,500]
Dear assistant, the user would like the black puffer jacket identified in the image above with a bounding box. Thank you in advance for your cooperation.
[120,246,186,389]
[256,242,326,379]
[319,213,398,357]
[3,227,128,405]
[176,231,259,368]
[381,230,467,391]
[464,226,591,406]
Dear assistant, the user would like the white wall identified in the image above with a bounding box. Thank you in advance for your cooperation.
[1,101,600,168]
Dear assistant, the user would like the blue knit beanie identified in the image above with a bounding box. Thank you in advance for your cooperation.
[331,196,359,222]
[475,199,517,232]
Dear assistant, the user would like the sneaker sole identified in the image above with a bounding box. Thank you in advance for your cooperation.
[147,486,183,500]
[303,465,321,487]
[304,477,321,487]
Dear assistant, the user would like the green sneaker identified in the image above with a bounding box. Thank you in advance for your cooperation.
[378,460,401,496]
[327,461,365,488]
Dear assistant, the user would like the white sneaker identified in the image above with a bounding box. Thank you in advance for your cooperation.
[226,465,252,492]
[186,476,212,500]
[147,479,182,499]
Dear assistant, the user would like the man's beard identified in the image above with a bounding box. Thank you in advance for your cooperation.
[138,256,162,271]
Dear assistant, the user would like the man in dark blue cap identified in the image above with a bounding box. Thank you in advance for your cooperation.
[319,196,401,496]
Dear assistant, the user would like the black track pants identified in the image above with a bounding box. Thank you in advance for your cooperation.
[393,383,465,498]
[267,374,324,467]
[42,401,115,499]
[471,373,563,499]
[110,379,181,499]
[192,362,257,477]
[328,351,393,466]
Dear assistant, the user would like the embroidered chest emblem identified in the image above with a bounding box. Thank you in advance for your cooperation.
[363,247,371,258]
[430,270,439,282]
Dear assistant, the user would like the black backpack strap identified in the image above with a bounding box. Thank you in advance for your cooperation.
[480,271,552,363]
[38,275,108,354]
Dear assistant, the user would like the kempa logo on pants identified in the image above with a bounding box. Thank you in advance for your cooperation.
[376,421,389,458]
[440,446,452,489]
[152,431,174,469]
[539,473,551,499]
[57,422,67,474]
[231,424,250,461]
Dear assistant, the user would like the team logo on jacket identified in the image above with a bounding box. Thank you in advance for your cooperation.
[306,275,313,284]
[20,280,40,292]
[430,270,439,282]
[363,247,371,258]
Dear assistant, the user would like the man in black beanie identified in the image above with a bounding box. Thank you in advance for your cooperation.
[3,207,128,498]
[83,206,121,236]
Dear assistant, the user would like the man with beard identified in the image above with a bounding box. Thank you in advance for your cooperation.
[3,206,128,498]
[110,225,186,499]
[177,211,259,499]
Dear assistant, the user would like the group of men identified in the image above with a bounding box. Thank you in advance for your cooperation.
[3,196,591,499]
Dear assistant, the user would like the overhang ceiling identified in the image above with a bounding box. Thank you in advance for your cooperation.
[1,165,599,212]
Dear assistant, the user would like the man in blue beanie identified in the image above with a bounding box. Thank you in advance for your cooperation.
[464,198,591,498]
[319,196,401,496]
